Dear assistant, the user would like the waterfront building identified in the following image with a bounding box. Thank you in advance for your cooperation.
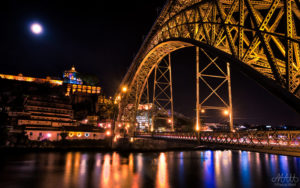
[136,103,153,131]
[17,96,74,127]
[8,96,107,141]
[0,66,109,141]
[25,126,106,141]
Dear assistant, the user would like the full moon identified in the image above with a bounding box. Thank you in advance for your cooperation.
[30,23,43,34]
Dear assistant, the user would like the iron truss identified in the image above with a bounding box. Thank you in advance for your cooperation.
[118,0,300,123]
[135,131,300,156]
[152,54,174,131]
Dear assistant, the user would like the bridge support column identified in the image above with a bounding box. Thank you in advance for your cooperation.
[195,48,235,132]
[227,63,234,132]
[196,47,201,132]
[152,54,174,132]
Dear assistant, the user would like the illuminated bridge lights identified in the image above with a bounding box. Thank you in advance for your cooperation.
[135,131,300,149]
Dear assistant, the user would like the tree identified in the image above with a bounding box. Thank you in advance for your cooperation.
[78,73,100,86]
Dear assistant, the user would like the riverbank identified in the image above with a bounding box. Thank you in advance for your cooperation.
[2,137,299,157]
[0,137,206,153]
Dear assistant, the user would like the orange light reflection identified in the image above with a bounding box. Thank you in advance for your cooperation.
[156,153,170,188]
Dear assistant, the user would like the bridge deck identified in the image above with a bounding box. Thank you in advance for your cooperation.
[135,131,300,157]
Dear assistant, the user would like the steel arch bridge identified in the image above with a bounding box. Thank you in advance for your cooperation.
[117,0,300,125]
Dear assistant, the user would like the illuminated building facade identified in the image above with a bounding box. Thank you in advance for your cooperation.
[8,96,107,141]
[17,96,74,127]
[0,66,101,97]
[25,128,106,141]
[0,73,63,85]
[63,66,101,96]
[1,67,106,141]
[136,103,152,131]
[63,66,83,85]
[66,84,101,96]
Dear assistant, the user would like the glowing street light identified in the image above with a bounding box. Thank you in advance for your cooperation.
[223,110,229,116]
[122,86,127,93]
[106,131,111,136]
[114,95,121,104]
[30,23,43,35]
[168,118,172,124]
[195,124,200,132]
[201,109,205,113]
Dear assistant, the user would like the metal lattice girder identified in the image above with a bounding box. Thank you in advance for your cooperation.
[118,0,300,122]
[135,130,300,156]
[152,54,174,131]
[196,48,234,132]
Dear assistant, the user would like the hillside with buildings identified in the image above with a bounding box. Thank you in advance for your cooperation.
[0,66,114,148]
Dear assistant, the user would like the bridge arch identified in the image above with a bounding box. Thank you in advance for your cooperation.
[118,0,300,123]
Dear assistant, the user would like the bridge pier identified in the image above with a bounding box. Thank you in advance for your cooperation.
[196,47,234,132]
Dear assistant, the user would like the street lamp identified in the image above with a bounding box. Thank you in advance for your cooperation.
[122,86,127,93]
[126,123,130,128]
[114,95,121,104]
[201,109,205,113]
[223,109,229,116]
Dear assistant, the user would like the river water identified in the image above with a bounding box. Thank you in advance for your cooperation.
[0,150,299,188]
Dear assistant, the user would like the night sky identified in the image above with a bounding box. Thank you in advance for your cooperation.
[1,0,300,126]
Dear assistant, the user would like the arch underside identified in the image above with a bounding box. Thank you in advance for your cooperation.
[119,0,300,121]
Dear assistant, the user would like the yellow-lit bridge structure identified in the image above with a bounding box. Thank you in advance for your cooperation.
[115,0,300,155]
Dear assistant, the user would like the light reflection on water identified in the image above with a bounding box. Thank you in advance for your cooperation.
[0,150,299,188]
